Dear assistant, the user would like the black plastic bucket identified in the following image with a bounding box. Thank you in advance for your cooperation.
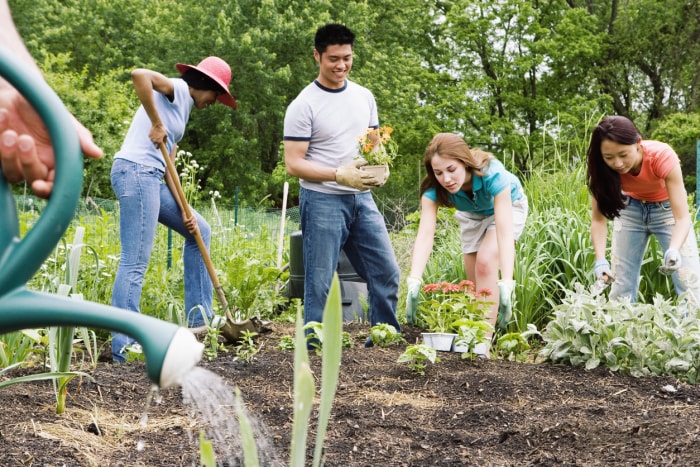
[287,230,368,322]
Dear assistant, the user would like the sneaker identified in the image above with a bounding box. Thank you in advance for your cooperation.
[209,315,226,329]
[364,337,374,348]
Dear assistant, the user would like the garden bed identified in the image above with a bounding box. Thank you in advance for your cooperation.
[0,321,698,466]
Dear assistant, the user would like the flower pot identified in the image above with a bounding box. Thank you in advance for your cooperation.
[451,339,470,353]
[361,164,390,187]
[421,332,457,352]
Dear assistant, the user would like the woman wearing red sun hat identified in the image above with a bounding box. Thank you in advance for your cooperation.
[109,56,236,363]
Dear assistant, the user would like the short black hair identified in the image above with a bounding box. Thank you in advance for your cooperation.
[181,69,223,94]
[314,23,355,55]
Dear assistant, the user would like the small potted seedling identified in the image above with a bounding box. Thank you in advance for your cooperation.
[418,281,492,352]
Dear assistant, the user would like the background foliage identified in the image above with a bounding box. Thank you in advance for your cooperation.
[8,0,700,206]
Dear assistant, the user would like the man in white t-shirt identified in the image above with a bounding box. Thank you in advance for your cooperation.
[283,23,401,347]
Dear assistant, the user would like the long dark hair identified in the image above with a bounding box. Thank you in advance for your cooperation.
[420,133,490,207]
[586,115,641,219]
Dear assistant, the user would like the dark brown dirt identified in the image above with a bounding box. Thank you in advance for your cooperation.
[1,322,699,466]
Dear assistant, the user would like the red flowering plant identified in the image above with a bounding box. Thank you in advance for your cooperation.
[418,280,493,334]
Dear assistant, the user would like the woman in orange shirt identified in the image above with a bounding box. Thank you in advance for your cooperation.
[587,115,700,303]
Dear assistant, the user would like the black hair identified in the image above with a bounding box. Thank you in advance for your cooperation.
[586,115,641,219]
[181,69,223,94]
[314,23,355,55]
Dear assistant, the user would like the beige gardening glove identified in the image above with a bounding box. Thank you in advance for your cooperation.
[336,160,382,190]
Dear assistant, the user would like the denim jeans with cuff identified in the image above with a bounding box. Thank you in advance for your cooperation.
[299,187,401,337]
[110,158,213,362]
[610,197,700,303]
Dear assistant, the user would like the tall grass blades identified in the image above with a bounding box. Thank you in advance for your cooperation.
[289,274,343,467]
[51,226,98,414]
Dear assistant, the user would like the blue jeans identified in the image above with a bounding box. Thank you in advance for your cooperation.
[110,158,213,362]
[299,187,401,333]
[610,197,700,302]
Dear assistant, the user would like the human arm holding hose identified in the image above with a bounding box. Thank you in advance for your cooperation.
[0,0,102,198]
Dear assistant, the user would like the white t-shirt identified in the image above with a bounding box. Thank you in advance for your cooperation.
[114,78,193,171]
[283,79,378,194]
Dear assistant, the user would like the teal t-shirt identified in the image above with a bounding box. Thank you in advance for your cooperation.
[423,158,524,216]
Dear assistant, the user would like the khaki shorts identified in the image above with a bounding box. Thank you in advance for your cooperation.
[454,197,528,254]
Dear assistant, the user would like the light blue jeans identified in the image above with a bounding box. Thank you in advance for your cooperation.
[299,188,401,333]
[610,197,700,303]
[110,158,213,362]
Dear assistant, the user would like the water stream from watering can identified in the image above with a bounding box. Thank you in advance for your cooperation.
[137,384,162,452]
[180,366,283,466]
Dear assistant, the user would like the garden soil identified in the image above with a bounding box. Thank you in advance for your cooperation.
[1,321,699,466]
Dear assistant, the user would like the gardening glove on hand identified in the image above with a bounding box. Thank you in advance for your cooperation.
[497,280,515,332]
[593,258,612,280]
[335,160,382,191]
[405,276,422,324]
[660,248,682,275]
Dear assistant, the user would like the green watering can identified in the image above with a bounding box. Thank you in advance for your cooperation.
[0,46,202,388]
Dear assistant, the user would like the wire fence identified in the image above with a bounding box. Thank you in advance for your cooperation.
[15,194,303,238]
[14,191,415,238]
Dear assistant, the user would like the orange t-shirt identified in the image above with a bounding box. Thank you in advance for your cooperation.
[621,140,679,202]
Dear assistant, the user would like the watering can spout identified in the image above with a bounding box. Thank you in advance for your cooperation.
[159,327,205,388]
[0,289,204,388]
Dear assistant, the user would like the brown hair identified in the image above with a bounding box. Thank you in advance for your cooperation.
[420,133,492,207]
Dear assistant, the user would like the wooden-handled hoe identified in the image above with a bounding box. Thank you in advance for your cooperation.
[158,141,265,343]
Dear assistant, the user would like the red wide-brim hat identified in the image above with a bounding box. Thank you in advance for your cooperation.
[176,56,237,109]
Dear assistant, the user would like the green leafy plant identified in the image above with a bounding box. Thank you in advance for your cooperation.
[418,280,492,333]
[451,318,492,358]
[234,330,260,363]
[202,317,227,361]
[496,332,532,362]
[124,343,145,362]
[369,323,405,347]
[199,430,216,467]
[50,227,98,414]
[540,283,700,383]
[341,331,354,349]
[223,251,288,321]
[277,335,295,350]
[397,344,440,375]
[290,274,343,467]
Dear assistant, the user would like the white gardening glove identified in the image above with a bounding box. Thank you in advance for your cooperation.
[405,276,422,324]
[336,160,381,190]
[497,280,515,332]
[659,248,681,275]
[593,258,612,280]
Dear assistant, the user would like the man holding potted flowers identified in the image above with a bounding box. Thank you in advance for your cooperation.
[283,24,401,347]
